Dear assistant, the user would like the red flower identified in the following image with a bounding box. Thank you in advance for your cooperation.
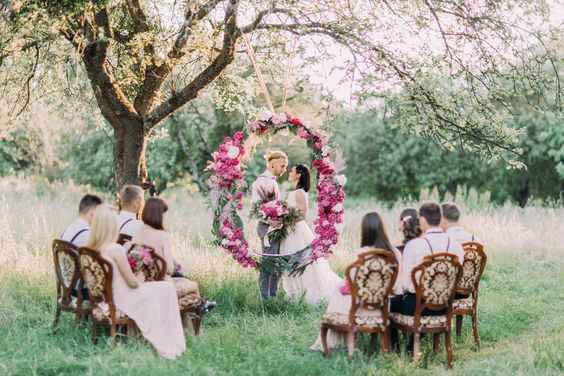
[289,117,302,126]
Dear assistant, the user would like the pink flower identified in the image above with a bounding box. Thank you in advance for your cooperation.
[271,113,287,125]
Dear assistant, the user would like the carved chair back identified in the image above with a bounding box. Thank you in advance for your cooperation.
[412,253,462,322]
[125,243,167,281]
[457,242,487,296]
[346,249,399,324]
[78,247,120,321]
[52,240,81,305]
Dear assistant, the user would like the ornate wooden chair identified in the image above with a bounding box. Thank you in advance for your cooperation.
[117,233,132,246]
[390,253,462,368]
[126,243,204,336]
[78,247,133,343]
[320,249,399,359]
[52,240,91,329]
[453,242,487,347]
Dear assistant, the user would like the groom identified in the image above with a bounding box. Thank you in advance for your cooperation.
[251,150,288,300]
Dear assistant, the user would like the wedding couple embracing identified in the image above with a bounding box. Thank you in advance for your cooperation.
[251,150,341,303]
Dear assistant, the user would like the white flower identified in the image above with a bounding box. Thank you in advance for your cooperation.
[271,113,287,125]
[332,203,344,213]
[227,146,239,159]
[234,239,242,246]
[221,239,229,246]
[258,111,272,122]
[335,175,347,186]
[336,223,345,233]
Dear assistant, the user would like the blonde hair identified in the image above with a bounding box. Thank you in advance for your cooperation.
[86,205,119,251]
[119,185,144,210]
[265,150,288,163]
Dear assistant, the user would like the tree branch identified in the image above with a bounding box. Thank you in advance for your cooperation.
[146,0,240,126]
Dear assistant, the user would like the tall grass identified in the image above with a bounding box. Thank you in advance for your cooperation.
[1,176,564,375]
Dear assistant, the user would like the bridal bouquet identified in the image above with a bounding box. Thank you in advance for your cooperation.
[127,246,155,274]
[250,200,302,243]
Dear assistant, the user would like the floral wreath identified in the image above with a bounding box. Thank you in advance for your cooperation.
[207,112,346,269]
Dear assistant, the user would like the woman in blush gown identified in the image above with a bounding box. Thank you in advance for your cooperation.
[280,164,342,305]
[87,205,186,359]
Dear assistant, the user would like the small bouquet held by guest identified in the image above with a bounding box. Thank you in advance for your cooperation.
[250,199,302,244]
[127,246,155,274]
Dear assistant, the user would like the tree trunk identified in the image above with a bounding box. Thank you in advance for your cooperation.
[113,119,148,188]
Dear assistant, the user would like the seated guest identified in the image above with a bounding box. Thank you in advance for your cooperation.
[60,194,103,247]
[117,185,145,237]
[87,205,186,359]
[311,212,401,351]
[131,197,216,314]
[441,202,478,244]
[396,208,422,253]
[390,202,464,350]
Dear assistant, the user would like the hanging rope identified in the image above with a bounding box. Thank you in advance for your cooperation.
[241,33,276,114]
[282,35,299,113]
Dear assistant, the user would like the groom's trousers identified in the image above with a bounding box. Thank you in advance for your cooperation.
[258,222,281,300]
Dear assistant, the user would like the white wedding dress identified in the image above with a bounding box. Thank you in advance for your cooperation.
[280,189,343,305]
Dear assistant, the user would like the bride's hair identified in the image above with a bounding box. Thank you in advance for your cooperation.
[360,212,395,256]
[294,164,310,192]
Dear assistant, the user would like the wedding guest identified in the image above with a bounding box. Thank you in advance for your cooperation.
[117,185,145,237]
[60,194,103,247]
[87,205,186,359]
[441,203,478,244]
[390,202,464,350]
[396,208,422,253]
[311,212,401,351]
[131,197,216,314]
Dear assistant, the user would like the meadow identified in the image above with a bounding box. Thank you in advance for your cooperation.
[1,177,564,375]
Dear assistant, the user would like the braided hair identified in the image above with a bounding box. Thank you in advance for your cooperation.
[400,208,422,245]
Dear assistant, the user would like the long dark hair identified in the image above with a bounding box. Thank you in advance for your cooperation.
[360,212,394,253]
[294,164,311,192]
[400,208,422,244]
[142,197,169,231]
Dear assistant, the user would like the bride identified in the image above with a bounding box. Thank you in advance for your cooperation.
[280,164,342,305]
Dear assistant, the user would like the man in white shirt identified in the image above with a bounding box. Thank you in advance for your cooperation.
[441,203,477,244]
[117,185,145,237]
[251,150,287,300]
[60,194,103,300]
[60,194,103,247]
[390,203,464,350]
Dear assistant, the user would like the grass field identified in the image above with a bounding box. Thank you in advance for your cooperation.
[1,177,564,375]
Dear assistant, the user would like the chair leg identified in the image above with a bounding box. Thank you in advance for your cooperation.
[320,326,331,357]
[91,323,98,344]
[412,332,422,362]
[52,305,61,330]
[346,331,355,360]
[369,333,378,355]
[471,312,480,348]
[433,333,441,355]
[380,329,390,353]
[110,323,117,343]
[445,330,454,369]
[456,315,463,337]
[192,316,202,336]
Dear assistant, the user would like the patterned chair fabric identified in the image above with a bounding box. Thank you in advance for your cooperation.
[322,311,385,329]
[453,296,473,311]
[458,242,487,292]
[53,240,81,292]
[353,256,397,308]
[389,312,448,330]
[79,253,108,301]
[92,303,127,322]
[419,257,461,306]
[178,294,202,311]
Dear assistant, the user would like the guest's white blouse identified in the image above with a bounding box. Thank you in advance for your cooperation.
[117,211,144,237]
[60,218,90,247]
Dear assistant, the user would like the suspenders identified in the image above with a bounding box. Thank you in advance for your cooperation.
[423,232,451,254]
[120,218,134,232]
[69,229,89,244]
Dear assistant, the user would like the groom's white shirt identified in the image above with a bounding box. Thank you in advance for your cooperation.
[251,170,280,203]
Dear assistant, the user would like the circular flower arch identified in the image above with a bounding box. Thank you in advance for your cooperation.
[207,112,346,269]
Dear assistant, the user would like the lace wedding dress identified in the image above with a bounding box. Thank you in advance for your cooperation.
[280,189,343,305]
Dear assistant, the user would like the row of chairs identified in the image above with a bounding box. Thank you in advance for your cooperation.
[52,239,204,343]
[319,242,487,368]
